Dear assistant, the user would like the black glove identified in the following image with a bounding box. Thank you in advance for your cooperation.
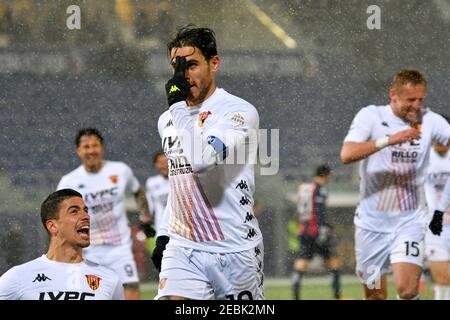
[165,56,190,107]
[140,221,156,238]
[429,210,444,236]
[151,236,169,272]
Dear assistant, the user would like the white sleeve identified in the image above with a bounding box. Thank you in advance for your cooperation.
[343,107,374,143]
[169,101,259,173]
[145,179,156,217]
[431,113,450,146]
[56,177,68,190]
[437,178,450,213]
[0,267,20,300]
[157,190,171,237]
[125,165,140,194]
[111,278,125,300]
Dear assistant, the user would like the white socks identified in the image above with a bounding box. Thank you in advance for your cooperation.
[434,285,450,300]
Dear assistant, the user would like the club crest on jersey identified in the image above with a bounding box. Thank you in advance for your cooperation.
[230,113,245,127]
[198,111,212,128]
[109,175,118,184]
[85,275,101,290]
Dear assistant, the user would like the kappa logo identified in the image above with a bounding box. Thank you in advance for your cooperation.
[33,273,51,282]
[85,275,101,290]
[109,175,118,184]
[198,111,212,127]
[381,121,389,127]
[169,85,180,93]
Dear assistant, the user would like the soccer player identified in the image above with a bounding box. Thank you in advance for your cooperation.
[145,151,170,237]
[425,137,450,299]
[57,128,153,300]
[152,25,264,300]
[340,70,450,299]
[292,164,342,300]
[0,189,124,300]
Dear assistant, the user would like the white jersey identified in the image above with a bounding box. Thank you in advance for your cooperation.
[57,161,140,246]
[344,105,450,233]
[157,88,262,253]
[145,174,170,236]
[0,255,123,300]
[425,149,450,224]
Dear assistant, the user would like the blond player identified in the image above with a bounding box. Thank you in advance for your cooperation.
[341,70,450,299]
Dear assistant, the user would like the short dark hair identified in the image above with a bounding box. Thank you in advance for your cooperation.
[40,189,83,232]
[153,150,166,164]
[167,25,218,61]
[75,128,104,147]
[315,164,331,177]
[391,69,427,93]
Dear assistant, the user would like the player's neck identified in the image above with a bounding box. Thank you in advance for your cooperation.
[46,243,84,263]
[187,83,217,107]
[84,160,103,173]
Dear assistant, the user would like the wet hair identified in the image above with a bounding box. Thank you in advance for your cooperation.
[167,25,218,61]
[153,150,166,164]
[315,164,331,177]
[391,69,427,93]
[75,128,104,147]
[40,189,83,232]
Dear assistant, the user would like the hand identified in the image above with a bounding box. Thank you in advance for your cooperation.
[429,210,444,236]
[165,56,190,107]
[151,236,169,272]
[140,221,156,238]
[388,128,421,146]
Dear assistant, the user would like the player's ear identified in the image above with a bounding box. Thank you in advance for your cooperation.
[389,88,397,100]
[46,219,58,235]
[209,55,220,73]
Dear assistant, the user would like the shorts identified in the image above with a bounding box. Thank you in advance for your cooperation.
[155,241,264,300]
[425,225,450,262]
[296,232,338,260]
[355,222,425,286]
[84,243,139,285]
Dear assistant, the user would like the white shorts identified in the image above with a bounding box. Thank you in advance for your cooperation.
[84,243,139,285]
[355,223,425,286]
[155,241,264,300]
[425,225,450,262]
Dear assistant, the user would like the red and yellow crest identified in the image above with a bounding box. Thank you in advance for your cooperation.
[85,275,102,290]
[109,175,118,184]
[198,111,212,128]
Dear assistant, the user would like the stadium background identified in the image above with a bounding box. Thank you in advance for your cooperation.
[0,0,449,287]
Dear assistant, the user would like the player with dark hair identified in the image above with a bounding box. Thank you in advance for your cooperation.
[291,165,342,300]
[152,25,264,300]
[57,128,153,300]
[341,69,450,299]
[0,189,123,300]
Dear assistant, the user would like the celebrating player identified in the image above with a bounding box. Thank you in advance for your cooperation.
[0,189,123,300]
[152,25,264,300]
[341,70,450,299]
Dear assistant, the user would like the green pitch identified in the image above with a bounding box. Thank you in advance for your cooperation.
[141,275,435,300]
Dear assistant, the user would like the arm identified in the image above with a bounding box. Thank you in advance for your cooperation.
[133,188,151,222]
[111,278,125,300]
[437,178,450,213]
[0,268,19,300]
[340,128,421,164]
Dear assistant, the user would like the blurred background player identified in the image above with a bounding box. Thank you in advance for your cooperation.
[57,128,153,300]
[291,164,342,300]
[145,150,170,237]
[341,70,450,299]
[0,189,123,300]
[153,25,264,300]
[425,126,450,299]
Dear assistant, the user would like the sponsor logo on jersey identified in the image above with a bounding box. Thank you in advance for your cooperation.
[198,111,212,128]
[84,187,119,203]
[33,273,51,282]
[38,291,95,300]
[85,275,102,290]
[230,113,245,127]
[165,120,173,128]
[109,175,118,184]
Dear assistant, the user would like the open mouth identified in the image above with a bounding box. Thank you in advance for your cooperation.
[77,225,90,237]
